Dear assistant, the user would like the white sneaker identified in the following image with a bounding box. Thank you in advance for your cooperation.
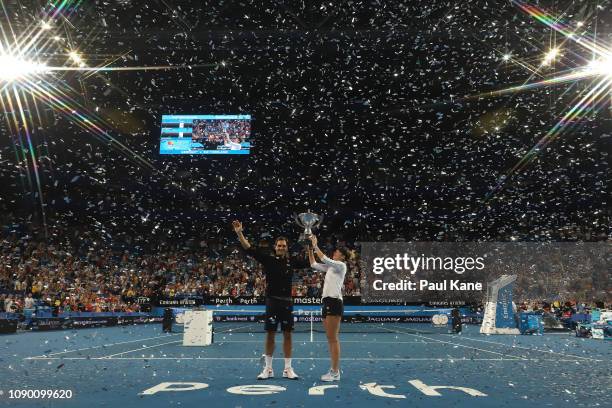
[257,367,274,380]
[282,367,299,380]
[321,369,340,382]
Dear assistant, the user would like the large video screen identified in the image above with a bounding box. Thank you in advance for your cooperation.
[159,114,251,155]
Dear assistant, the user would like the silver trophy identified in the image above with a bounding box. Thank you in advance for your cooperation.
[294,212,322,246]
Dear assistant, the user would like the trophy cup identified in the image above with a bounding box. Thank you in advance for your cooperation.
[294,212,322,246]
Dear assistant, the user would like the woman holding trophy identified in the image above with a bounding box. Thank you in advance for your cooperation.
[307,235,348,382]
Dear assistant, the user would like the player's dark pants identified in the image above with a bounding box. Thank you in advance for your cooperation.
[322,297,344,318]
[264,297,294,332]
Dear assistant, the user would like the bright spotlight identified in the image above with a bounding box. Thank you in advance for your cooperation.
[69,51,82,63]
[542,48,560,65]
[0,54,48,82]
[587,56,612,77]
[41,21,52,30]
[502,54,511,61]
[68,51,86,67]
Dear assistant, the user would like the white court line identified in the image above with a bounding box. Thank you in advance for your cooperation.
[99,340,183,358]
[25,324,257,361]
[95,324,257,359]
[381,325,527,361]
[28,333,182,358]
[441,334,604,362]
[215,340,439,344]
[24,356,580,362]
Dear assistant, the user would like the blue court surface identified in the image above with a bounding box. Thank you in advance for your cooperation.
[1,323,610,408]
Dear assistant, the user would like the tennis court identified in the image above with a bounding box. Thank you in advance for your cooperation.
[2,314,610,408]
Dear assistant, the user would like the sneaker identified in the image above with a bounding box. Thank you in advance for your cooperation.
[320,369,340,382]
[257,367,274,380]
[282,367,299,380]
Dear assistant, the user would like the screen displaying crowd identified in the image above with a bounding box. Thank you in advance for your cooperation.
[191,119,250,145]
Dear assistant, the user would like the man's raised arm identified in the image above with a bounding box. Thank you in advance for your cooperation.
[232,220,251,250]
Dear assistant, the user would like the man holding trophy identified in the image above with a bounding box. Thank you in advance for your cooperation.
[232,220,309,380]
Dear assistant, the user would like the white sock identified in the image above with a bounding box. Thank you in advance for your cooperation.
[265,355,273,369]
[284,358,292,369]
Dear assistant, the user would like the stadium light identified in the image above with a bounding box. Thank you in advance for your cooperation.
[587,56,612,77]
[0,54,48,82]
[542,48,560,65]
[68,50,86,67]
[69,50,81,63]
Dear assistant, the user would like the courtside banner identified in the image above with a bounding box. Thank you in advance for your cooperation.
[204,296,362,305]
[361,242,610,304]
[157,296,203,307]
[30,315,162,331]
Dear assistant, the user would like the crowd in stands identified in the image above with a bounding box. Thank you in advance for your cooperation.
[517,300,608,318]
[0,228,363,315]
[0,220,607,317]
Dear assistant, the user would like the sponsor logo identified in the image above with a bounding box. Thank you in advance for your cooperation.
[293,297,322,304]
[159,298,198,306]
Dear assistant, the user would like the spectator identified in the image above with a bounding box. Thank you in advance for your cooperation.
[24,293,35,309]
